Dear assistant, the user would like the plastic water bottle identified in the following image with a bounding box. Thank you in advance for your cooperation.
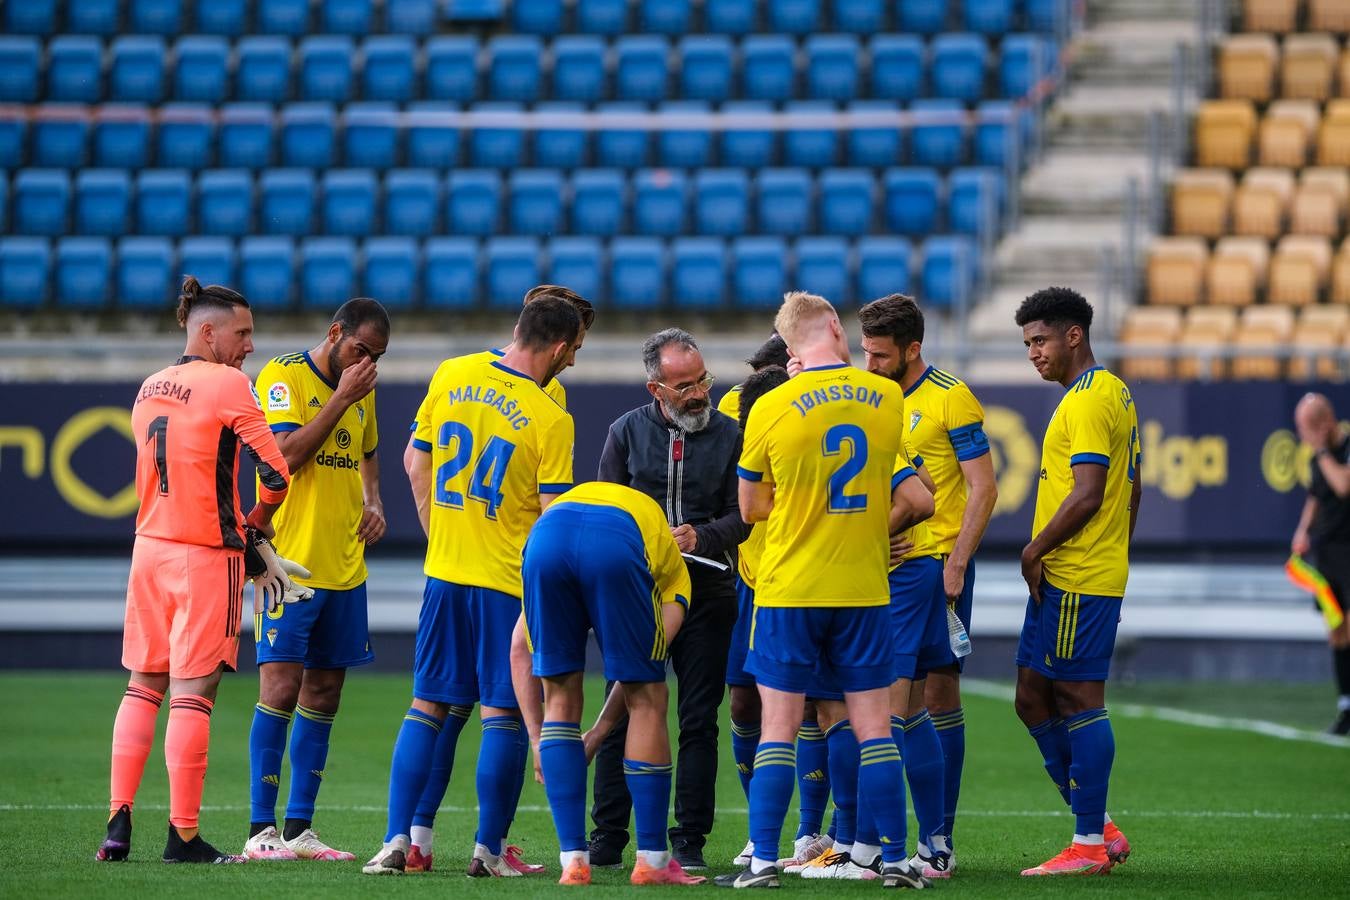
[947,606,972,658]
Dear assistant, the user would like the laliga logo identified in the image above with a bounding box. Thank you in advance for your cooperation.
[1259,424,1348,493]
[981,406,1038,516]
[0,408,138,518]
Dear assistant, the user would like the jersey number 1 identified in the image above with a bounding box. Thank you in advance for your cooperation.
[823,423,868,513]
[435,421,517,519]
[147,415,170,495]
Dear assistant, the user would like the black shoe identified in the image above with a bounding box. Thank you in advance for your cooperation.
[713,866,780,888]
[1329,709,1350,736]
[672,844,708,871]
[95,804,132,862]
[588,836,626,869]
[881,860,931,889]
[162,824,246,864]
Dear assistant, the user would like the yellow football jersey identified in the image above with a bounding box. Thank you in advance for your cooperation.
[546,482,692,609]
[717,384,742,421]
[737,522,766,588]
[467,348,568,410]
[1033,366,1140,597]
[256,352,378,591]
[902,367,989,555]
[412,355,575,596]
[738,365,904,608]
[893,442,940,567]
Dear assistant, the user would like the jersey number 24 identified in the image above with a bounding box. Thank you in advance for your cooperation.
[435,421,516,520]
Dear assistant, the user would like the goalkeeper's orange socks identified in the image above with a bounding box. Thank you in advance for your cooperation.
[1064,708,1114,842]
[109,682,164,814]
[165,694,214,835]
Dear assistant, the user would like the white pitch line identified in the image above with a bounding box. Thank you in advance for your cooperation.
[960,679,1350,749]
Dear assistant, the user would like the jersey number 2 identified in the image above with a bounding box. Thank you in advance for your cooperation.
[435,421,517,519]
[823,423,868,513]
[147,415,170,495]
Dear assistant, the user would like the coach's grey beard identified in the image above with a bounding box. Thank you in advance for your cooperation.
[661,396,711,433]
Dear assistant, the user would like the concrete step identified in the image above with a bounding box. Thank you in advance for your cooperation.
[1020,150,1154,216]
[1047,84,1178,150]
[1086,0,1203,25]
[1069,20,1197,86]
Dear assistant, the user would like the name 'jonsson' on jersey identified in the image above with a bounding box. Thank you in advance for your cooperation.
[789,382,886,417]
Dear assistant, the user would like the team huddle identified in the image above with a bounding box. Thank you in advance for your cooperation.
[95,277,1142,888]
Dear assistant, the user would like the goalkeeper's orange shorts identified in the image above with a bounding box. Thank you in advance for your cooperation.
[122,535,245,679]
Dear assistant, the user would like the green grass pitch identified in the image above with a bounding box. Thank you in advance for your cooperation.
[1,672,1346,898]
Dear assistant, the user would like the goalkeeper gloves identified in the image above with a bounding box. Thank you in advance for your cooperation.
[244,527,315,614]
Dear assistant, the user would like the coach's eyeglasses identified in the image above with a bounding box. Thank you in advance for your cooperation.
[656,373,716,400]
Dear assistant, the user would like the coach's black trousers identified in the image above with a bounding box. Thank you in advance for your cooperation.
[590,565,738,851]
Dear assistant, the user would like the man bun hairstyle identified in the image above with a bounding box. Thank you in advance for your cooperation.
[857,293,924,347]
[515,296,582,351]
[524,283,595,331]
[175,275,248,328]
[333,296,391,338]
[1014,286,1094,337]
[738,365,790,431]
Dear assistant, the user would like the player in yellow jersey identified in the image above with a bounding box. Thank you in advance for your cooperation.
[363,298,581,877]
[245,298,388,862]
[464,284,594,412]
[715,333,789,422]
[1012,287,1140,877]
[716,292,932,890]
[857,293,998,873]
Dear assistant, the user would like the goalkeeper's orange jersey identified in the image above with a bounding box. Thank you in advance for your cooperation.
[132,357,290,551]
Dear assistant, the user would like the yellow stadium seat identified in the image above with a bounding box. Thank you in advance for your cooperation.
[1318,101,1350,165]
[1269,235,1333,304]
[1118,306,1183,381]
[1291,305,1349,379]
[1290,183,1342,236]
[1333,251,1350,304]
[1215,235,1273,288]
[1206,254,1258,306]
[1301,166,1350,216]
[1177,306,1238,380]
[1234,167,1295,237]
[1245,0,1300,32]
[1232,305,1295,380]
[1258,99,1318,166]
[1147,237,1209,306]
[1281,34,1337,101]
[1171,168,1235,237]
[1220,34,1279,102]
[1196,100,1258,169]
[1309,0,1350,32]
[1340,48,1350,98]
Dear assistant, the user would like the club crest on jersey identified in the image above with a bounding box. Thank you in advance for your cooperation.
[356,406,365,422]
[910,411,923,432]
[267,382,290,411]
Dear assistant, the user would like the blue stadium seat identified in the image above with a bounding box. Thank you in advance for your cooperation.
[33,109,89,167]
[197,0,248,35]
[240,236,296,308]
[93,106,150,168]
[426,36,479,103]
[910,99,967,168]
[948,166,1003,235]
[6,0,54,34]
[819,168,874,235]
[384,169,440,236]
[280,104,336,168]
[136,170,191,236]
[616,36,669,102]
[174,37,229,104]
[117,237,175,309]
[485,237,540,308]
[533,102,589,169]
[898,0,948,34]
[386,0,438,33]
[757,168,812,236]
[634,169,687,237]
[857,235,912,299]
[921,235,974,307]
[552,36,606,103]
[445,0,504,20]
[742,36,795,102]
[695,169,748,237]
[111,37,166,103]
[548,237,603,305]
[834,0,883,33]
[69,0,118,33]
[931,34,988,103]
[732,237,787,308]
[237,36,292,103]
[0,38,40,102]
[363,37,416,103]
[219,104,273,168]
[609,237,664,308]
[658,101,713,169]
[642,0,692,34]
[258,0,310,35]
[671,237,725,309]
[406,101,460,168]
[769,0,821,34]
[488,36,543,103]
[0,174,10,235]
[198,169,254,236]
[509,169,564,236]
[796,236,850,304]
[576,0,628,35]
[705,0,756,34]
[870,35,925,101]
[679,36,733,103]
[845,100,902,167]
[344,103,400,168]
[1027,0,1065,33]
[964,0,1013,35]
[75,169,131,236]
[301,237,356,308]
[469,102,527,169]
[14,170,69,236]
[323,169,377,236]
[513,0,564,34]
[301,36,354,102]
[0,117,24,169]
[720,101,776,169]
[56,238,112,309]
[364,236,418,309]
[323,0,373,34]
[178,235,236,288]
[48,37,103,103]
[447,170,502,236]
[1001,34,1050,99]
[424,237,479,308]
[130,0,182,34]
[260,169,316,236]
[974,100,1017,166]
[0,238,50,307]
[158,104,214,169]
[783,101,838,168]
[884,167,941,235]
[571,169,625,236]
[594,102,649,168]
[806,35,860,102]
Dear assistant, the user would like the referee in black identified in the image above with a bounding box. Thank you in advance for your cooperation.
[1291,392,1350,735]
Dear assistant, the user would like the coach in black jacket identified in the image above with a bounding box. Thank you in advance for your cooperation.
[589,327,749,870]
